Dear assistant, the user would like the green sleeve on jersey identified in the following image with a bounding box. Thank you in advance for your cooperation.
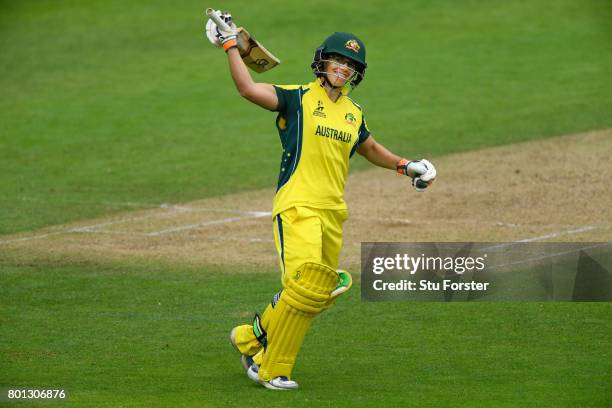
[358,115,371,144]
[274,86,289,113]
[273,85,302,113]
[272,85,308,191]
[350,113,371,158]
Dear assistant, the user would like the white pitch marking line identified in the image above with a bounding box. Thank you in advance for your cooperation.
[0,208,272,244]
[59,208,270,233]
[39,205,267,235]
[164,205,269,216]
[489,242,612,270]
[481,226,602,251]
[514,226,601,243]
[164,236,276,243]
[70,214,163,232]
[0,219,157,243]
[74,229,274,241]
[0,231,65,245]
[352,216,528,228]
[73,229,152,236]
[146,212,271,236]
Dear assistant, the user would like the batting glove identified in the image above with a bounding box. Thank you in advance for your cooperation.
[330,270,353,298]
[397,158,437,192]
[205,10,238,52]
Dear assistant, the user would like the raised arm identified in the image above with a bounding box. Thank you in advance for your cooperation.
[226,47,278,110]
[207,9,279,110]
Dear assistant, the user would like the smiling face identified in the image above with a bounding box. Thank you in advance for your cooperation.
[324,53,357,88]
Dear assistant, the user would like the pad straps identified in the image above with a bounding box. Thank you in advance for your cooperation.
[252,313,268,349]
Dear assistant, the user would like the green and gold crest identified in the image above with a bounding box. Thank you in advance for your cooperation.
[345,39,360,53]
[345,112,356,126]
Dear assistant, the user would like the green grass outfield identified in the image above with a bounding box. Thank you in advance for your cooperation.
[1,262,610,407]
[1,0,612,406]
[1,0,611,234]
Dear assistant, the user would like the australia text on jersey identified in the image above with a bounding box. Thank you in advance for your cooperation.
[314,125,353,144]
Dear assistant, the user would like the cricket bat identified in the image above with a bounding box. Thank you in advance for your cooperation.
[206,8,280,73]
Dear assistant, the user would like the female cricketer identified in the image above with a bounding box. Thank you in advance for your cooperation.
[211,15,437,390]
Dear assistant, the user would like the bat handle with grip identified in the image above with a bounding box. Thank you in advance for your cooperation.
[206,8,232,32]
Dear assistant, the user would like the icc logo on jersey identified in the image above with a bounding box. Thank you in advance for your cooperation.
[314,100,326,118]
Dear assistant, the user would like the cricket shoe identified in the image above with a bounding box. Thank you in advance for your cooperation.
[230,327,259,372]
[247,365,299,391]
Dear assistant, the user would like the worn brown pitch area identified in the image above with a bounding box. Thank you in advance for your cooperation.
[1,129,611,271]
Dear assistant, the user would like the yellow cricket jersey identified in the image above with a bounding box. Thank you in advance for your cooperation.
[272,80,371,217]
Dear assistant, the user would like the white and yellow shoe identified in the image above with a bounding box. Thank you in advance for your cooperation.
[246,364,299,391]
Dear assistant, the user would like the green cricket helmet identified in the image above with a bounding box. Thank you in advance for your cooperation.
[311,32,367,88]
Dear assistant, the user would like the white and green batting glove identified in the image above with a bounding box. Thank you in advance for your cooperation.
[205,9,238,52]
[331,270,353,297]
[397,158,437,192]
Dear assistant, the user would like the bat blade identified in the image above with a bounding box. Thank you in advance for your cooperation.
[236,28,280,73]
